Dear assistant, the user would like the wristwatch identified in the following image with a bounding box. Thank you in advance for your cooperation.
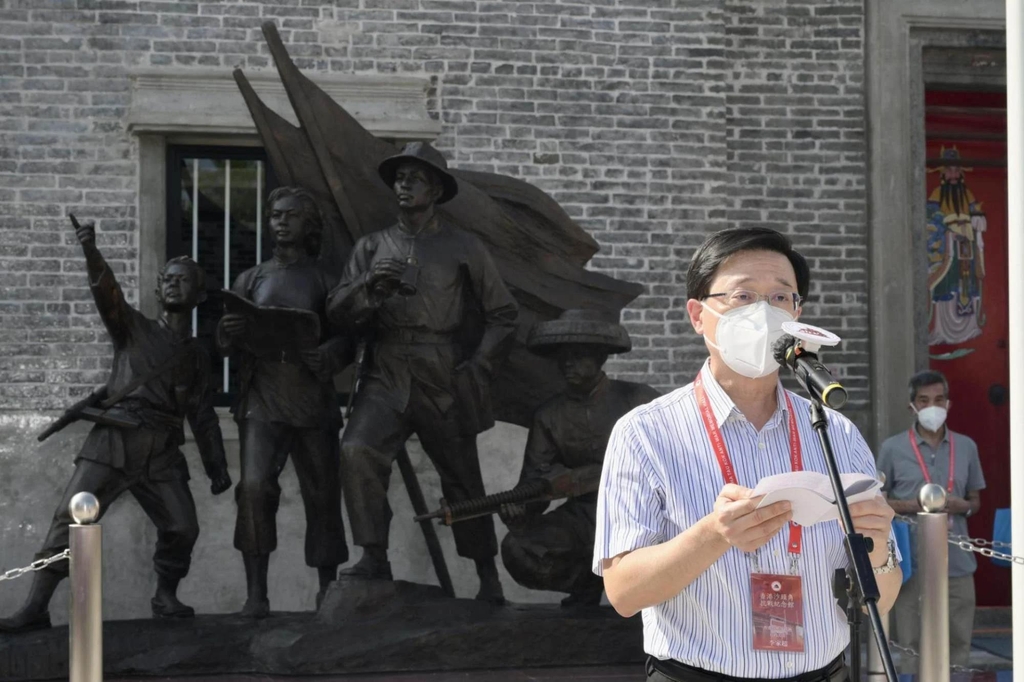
[872,540,897,575]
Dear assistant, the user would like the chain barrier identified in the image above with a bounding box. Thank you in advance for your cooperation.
[948,534,1011,550]
[884,639,985,675]
[949,539,1024,566]
[894,514,1024,565]
[0,550,70,583]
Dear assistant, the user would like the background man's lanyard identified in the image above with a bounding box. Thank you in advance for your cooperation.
[907,428,955,493]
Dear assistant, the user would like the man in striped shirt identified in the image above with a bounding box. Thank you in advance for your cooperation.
[594,227,902,681]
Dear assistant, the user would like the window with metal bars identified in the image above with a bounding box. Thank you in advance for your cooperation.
[166,145,279,406]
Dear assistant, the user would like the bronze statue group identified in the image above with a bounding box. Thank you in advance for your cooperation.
[0,142,657,632]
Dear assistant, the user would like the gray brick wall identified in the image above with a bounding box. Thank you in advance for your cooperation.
[723,0,869,430]
[0,0,869,431]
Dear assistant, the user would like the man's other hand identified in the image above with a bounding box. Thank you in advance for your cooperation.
[848,494,896,564]
[710,484,793,553]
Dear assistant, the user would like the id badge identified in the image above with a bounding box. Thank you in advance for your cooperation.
[751,573,805,652]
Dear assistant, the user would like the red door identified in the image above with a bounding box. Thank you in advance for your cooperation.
[924,90,1009,606]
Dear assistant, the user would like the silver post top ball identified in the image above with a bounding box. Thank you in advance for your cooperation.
[69,492,100,524]
[919,483,947,513]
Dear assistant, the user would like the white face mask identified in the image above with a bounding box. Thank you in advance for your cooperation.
[702,301,794,379]
[913,403,949,432]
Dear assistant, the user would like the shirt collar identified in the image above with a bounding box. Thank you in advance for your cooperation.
[698,359,788,428]
[914,423,951,445]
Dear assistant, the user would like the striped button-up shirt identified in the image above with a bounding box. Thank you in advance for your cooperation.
[593,361,896,677]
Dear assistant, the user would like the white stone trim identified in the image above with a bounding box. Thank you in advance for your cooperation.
[127,67,441,139]
[132,68,440,317]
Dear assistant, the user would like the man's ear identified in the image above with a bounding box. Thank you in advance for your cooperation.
[195,289,208,306]
[686,299,705,335]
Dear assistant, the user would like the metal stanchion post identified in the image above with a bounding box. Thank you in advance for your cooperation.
[68,492,102,682]
[917,483,949,682]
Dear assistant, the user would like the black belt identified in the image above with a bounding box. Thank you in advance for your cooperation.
[647,654,846,682]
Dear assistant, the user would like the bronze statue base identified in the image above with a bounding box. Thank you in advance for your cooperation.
[0,579,644,681]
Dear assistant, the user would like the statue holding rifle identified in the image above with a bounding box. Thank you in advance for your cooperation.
[326,142,519,604]
[499,310,658,607]
[0,216,231,633]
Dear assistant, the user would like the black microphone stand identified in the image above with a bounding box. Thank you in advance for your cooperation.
[805,397,898,682]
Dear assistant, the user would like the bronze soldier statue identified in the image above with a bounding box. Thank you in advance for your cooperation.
[0,218,231,633]
[499,309,659,607]
[217,186,350,618]
[327,142,518,604]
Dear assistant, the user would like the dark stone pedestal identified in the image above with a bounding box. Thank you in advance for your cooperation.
[0,579,644,681]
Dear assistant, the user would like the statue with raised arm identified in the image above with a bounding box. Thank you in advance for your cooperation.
[327,142,519,604]
[499,310,659,607]
[0,216,231,633]
[217,186,350,618]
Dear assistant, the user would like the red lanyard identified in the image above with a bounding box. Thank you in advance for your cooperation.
[695,373,803,555]
[908,429,955,494]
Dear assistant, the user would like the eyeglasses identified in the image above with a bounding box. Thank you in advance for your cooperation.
[703,289,802,311]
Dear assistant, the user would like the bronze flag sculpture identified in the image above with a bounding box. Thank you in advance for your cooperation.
[233,22,644,430]
[232,22,646,595]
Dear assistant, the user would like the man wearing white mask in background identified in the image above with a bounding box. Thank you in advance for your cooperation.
[878,369,985,671]
[595,227,901,681]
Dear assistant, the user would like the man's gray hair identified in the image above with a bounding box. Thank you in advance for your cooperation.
[908,369,948,402]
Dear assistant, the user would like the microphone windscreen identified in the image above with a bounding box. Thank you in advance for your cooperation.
[772,334,795,367]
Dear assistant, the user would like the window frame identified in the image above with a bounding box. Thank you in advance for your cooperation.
[165,144,278,407]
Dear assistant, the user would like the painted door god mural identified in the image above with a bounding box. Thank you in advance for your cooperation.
[926,146,988,345]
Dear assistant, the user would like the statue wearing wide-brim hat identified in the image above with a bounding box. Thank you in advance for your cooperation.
[527,308,632,356]
[377,141,459,205]
[327,136,519,605]
[501,307,658,607]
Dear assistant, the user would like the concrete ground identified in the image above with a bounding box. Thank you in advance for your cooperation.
[98,607,1014,682]
[104,638,1013,682]
[108,670,644,682]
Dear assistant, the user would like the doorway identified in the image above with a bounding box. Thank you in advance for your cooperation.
[924,89,1009,606]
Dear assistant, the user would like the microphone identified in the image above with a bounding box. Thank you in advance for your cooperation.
[772,334,848,410]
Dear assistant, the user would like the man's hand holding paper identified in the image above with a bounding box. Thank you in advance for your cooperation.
[753,471,884,527]
[710,483,794,553]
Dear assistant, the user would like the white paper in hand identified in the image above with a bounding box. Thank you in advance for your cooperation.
[753,472,882,526]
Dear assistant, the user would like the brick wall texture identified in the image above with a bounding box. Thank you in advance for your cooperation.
[0,0,872,432]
